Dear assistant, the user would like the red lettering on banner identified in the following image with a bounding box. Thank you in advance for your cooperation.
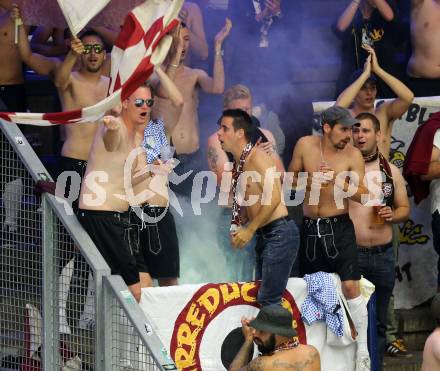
[170,282,306,370]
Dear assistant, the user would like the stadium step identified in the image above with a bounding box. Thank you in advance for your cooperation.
[383,304,435,371]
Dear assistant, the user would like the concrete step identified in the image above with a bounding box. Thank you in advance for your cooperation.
[397,307,436,334]
[383,351,423,371]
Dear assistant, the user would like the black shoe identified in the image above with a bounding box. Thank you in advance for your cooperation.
[386,339,413,358]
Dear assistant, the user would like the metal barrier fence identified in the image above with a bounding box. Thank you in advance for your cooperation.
[0,120,176,371]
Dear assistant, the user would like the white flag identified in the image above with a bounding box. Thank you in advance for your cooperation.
[57,0,111,36]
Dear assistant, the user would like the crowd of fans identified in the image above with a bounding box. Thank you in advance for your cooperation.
[2,1,440,370]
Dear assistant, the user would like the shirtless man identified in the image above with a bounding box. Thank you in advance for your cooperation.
[407,0,440,96]
[127,84,182,289]
[350,112,410,368]
[11,4,61,77]
[207,84,285,282]
[229,305,320,371]
[77,84,156,302]
[336,45,414,160]
[288,105,370,370]
[153,20,231,193]
[178,1,208,62]
[422,293,440,371]
[0,1,28,111]
[217,109,298,306]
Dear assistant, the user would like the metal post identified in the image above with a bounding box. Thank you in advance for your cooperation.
[42,195,56,371]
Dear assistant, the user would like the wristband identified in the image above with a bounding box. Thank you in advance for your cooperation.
[215,49,224,57]
[169,63,179,68]
[15,18,23,26]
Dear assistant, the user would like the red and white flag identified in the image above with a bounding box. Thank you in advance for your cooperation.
[57,0,111,36]
[0,0,182,126]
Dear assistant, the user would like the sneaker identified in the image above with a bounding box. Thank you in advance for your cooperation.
[355,354,371,371]
[386,339,413,358]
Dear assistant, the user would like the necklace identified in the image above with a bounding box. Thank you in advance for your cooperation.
[272,338,300,354]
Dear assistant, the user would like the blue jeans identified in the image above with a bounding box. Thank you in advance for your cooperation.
[255,218,299,306]
[358,244,395,370]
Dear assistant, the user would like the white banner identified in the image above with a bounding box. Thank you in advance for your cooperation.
[140,277,358,371]
[313,97,440,309]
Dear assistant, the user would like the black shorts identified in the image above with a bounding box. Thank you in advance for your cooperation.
[128,205,180,279]
[299,214,360,281]
[77,209,139,286]
[58,157,87,212]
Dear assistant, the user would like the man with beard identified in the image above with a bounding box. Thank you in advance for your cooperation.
[53,31,109,209]
[350,112,409,369]
[229,305,320,371]
[288,105,370,370]
[336,46,413,160]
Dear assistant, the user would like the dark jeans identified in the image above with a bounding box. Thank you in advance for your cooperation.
[432,210,440,287]
[255,217,299,306]
[358,243,395,370]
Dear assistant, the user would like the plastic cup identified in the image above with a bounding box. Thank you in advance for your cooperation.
[372,205,384,224]
[320,161,329,189]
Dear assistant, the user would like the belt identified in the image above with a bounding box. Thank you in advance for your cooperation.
[257,216,291,235]
[358,241,393,254]
[77,209,128,220]
[303,214,350,225]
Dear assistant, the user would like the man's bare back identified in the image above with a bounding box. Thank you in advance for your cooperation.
[0,7,23,85]
[246,345,320,371]
[408,0,440,78]
[291,135,364,218]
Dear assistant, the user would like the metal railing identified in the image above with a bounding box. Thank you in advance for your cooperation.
[0,120,176,371]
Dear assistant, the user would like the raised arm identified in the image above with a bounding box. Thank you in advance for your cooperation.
[370,0,394,21]
[228,318,258,371]
[367,46,414,121]
[197,18,232,94]
[336,53,372,108]
[10,5,60,76]
[54,37,84,91]
[336,0,361,32]
[154,65,184,108]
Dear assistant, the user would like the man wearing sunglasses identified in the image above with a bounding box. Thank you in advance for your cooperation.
[52,30,109,212]
[77,83,158,303]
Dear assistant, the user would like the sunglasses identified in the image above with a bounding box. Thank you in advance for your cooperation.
[83,44,104,54]
[133,98,154,108]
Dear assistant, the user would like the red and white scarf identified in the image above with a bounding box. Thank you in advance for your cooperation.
[230,142,253,232]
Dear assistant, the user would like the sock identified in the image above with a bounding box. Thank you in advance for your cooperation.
[347,295,369,357]
[58,258,75,335]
